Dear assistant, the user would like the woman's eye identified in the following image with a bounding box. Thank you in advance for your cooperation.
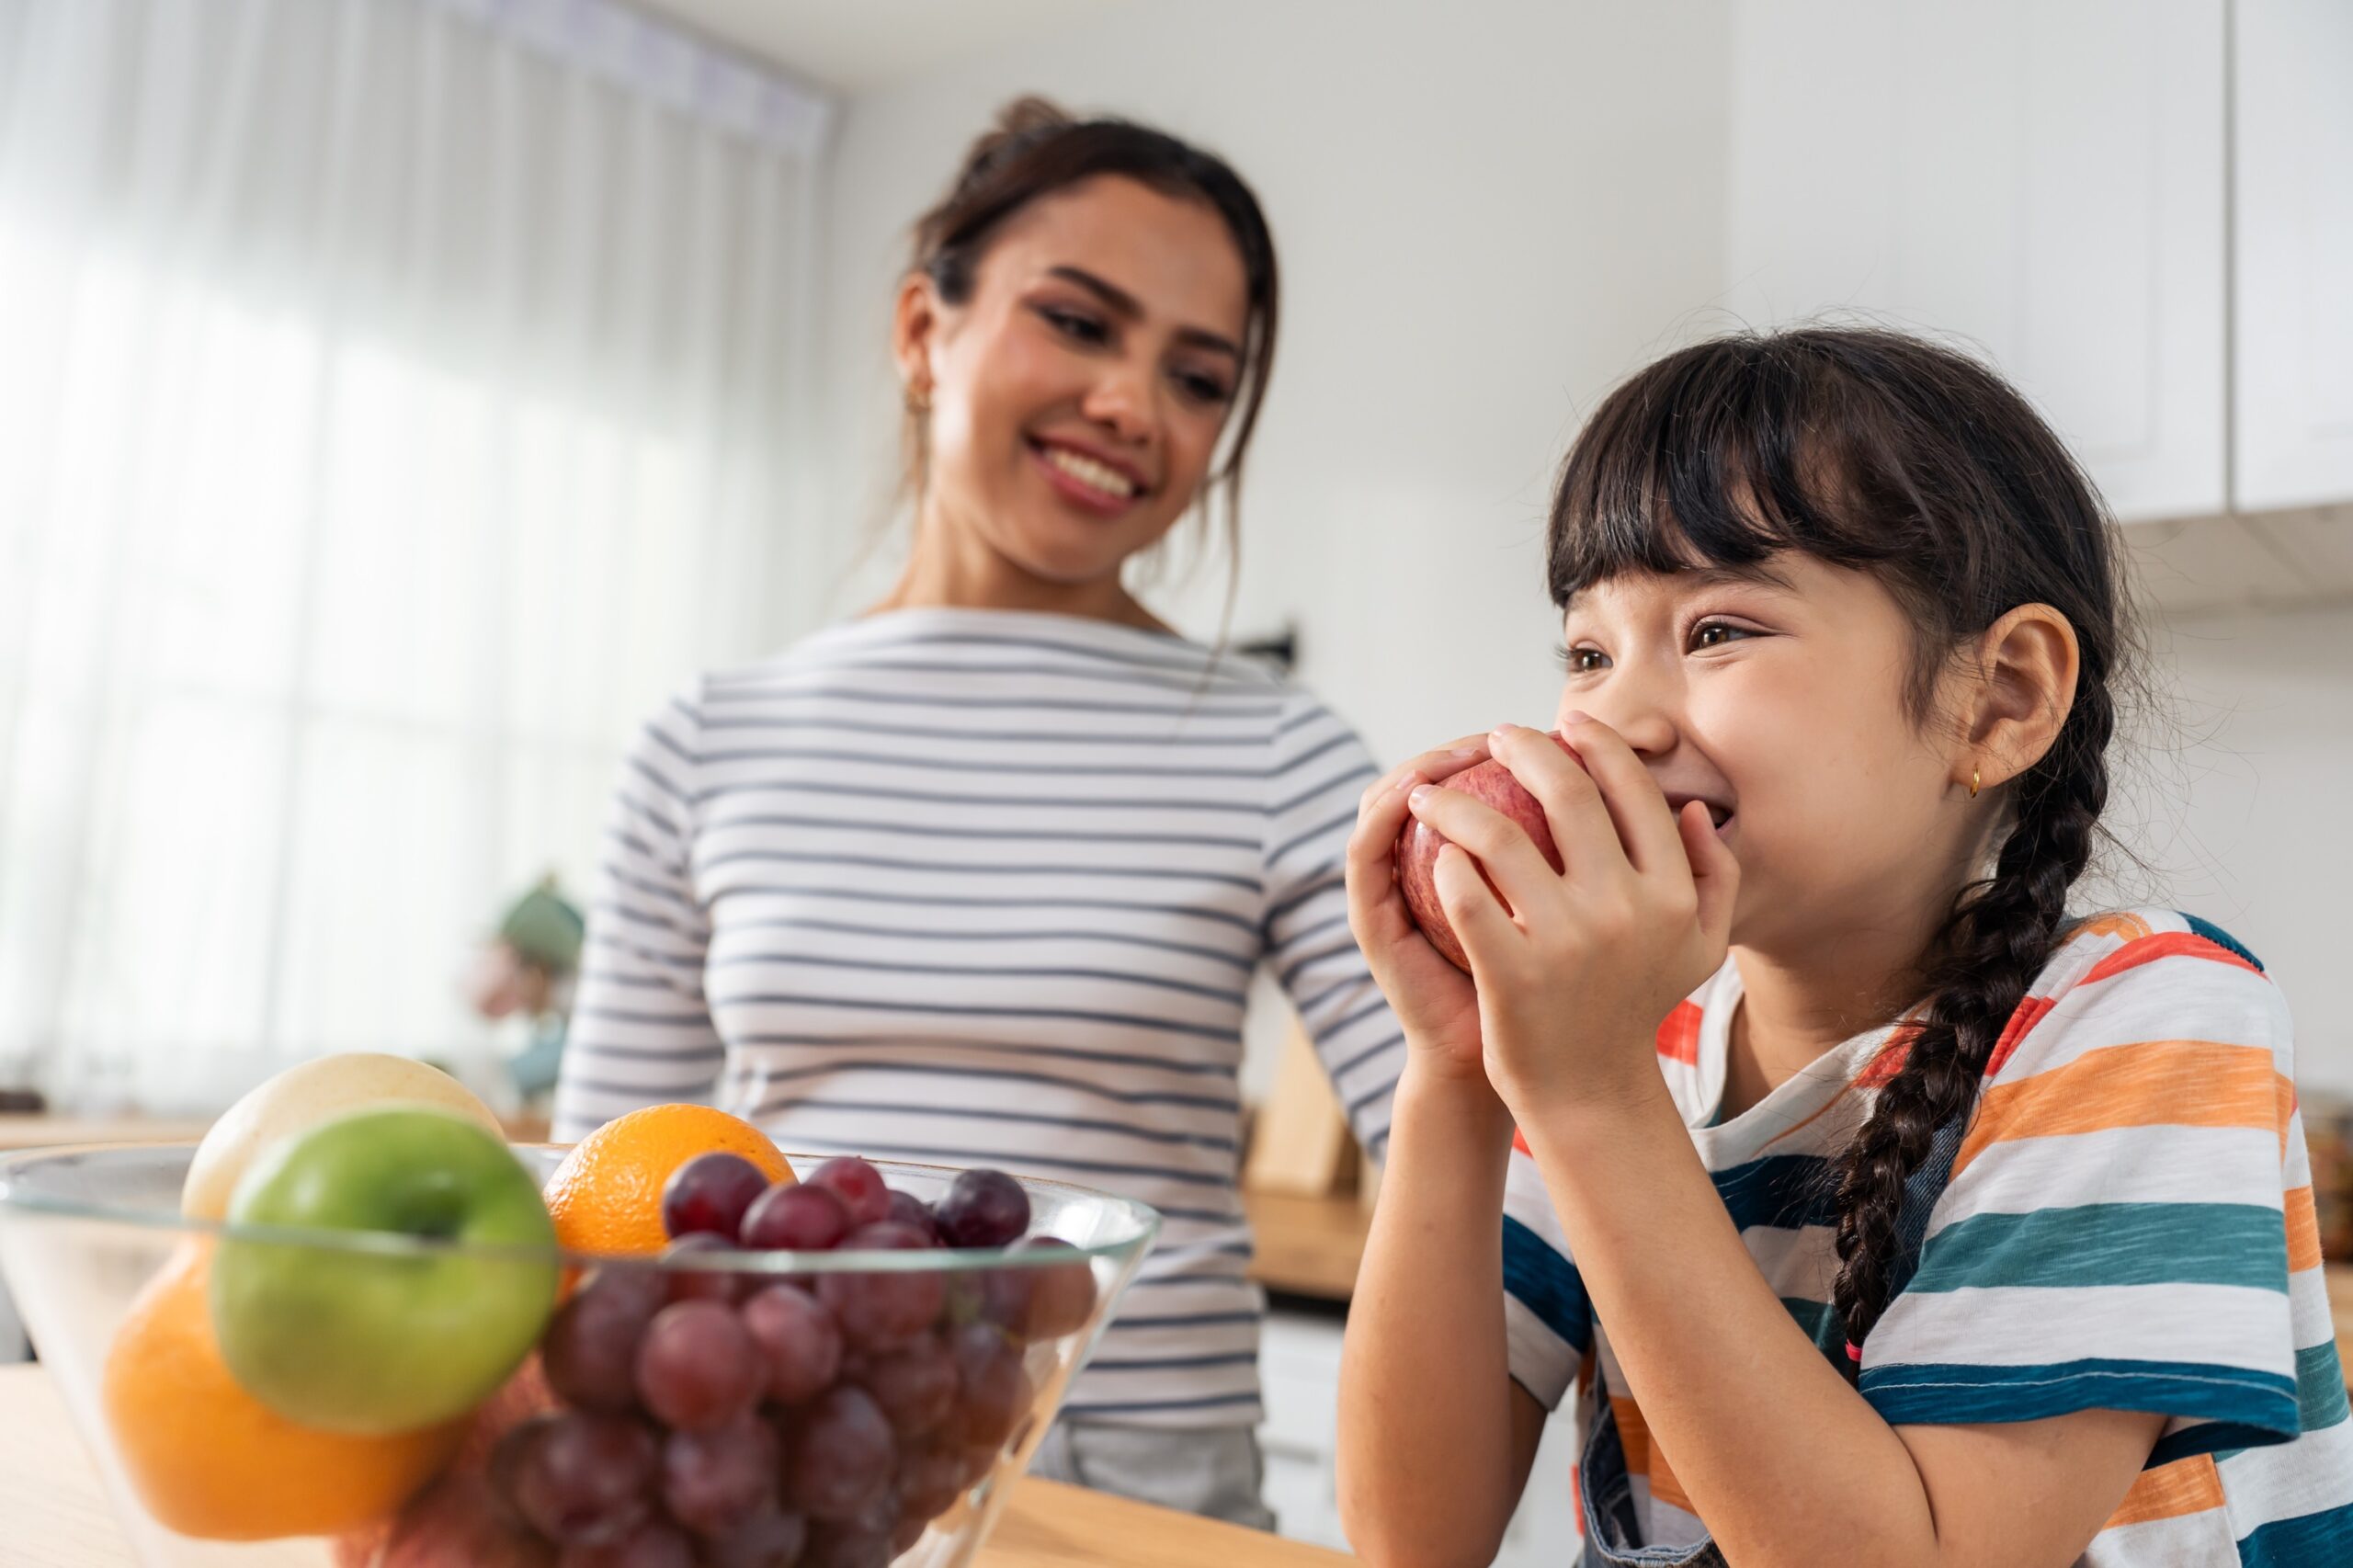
[1040,307,1108,345]
[1173,370,1233,404]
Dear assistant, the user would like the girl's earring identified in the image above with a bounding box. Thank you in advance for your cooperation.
[905,381,932,414]
[1968,767,1983,800]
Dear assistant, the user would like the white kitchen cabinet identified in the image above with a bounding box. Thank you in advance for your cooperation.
[2233,0,2353,511]
[1723,0,2228,524]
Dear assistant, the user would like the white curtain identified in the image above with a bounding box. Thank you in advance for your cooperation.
[0,0,834,1113]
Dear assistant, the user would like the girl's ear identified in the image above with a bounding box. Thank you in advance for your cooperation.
[892,272,942,405]
[1962,603,2082,790]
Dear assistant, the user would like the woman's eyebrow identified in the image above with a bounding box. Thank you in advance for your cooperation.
[1046,265,1242,361]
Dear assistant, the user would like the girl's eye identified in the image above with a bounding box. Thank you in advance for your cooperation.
[1557,643,1611,674]
[1690,620,1756,651]
[1040,306,1108,346]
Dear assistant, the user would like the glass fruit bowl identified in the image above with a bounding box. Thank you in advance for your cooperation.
[0,1143,1159,1567]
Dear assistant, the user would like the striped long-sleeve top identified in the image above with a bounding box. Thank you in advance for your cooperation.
[1502,910,2353,1564]
[553,607,1404,1426]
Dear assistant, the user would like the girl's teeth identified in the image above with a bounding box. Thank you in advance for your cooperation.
[1042,446,1137,499]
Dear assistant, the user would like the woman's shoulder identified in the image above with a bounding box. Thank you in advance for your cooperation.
[723,608,1299,691]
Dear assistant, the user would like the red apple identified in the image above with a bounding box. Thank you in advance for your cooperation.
[1393,735,1570,971]
[331,1357,558,1568]
[359,1471,554,1568]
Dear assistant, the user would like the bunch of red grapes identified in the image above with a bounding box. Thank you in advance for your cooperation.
[490,1156,1097,1568]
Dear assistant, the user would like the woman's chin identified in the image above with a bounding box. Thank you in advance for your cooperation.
[995,525,1154,589]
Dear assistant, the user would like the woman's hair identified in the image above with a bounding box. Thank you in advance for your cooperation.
[1545,326,2136,1347]
[904,97,1279,585]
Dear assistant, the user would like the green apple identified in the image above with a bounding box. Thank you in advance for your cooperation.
[210,1107,560,1436]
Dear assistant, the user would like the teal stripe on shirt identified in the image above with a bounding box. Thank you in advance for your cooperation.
[1860,1356,2300,1437]
[2296,1340,2351,1432]
[1905,1202,2289,1294]
[2237,1502,2353,1568]
[1503,1214,1592,1354]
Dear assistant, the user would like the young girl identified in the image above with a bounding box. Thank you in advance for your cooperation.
[555,100,1404,1527]
[1337,329,2351,1567]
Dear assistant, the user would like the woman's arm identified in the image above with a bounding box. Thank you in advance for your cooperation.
[1258,694,1408,1158]
[551,694,726,1141]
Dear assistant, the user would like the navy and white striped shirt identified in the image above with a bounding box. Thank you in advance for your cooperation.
[553,608,1404,1426]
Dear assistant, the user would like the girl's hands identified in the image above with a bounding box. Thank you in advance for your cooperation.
[1344,733,1495,1083]
[1408,717,1739,1115]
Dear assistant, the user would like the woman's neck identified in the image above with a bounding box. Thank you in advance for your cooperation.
[867,504,1170,631]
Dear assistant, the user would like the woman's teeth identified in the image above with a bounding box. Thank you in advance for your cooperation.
[1041,445,1138,500]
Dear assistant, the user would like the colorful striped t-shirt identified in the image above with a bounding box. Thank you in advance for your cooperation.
[1502,910,2353,1564]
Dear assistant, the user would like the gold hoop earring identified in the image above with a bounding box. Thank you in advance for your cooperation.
[1968,767,1982,800]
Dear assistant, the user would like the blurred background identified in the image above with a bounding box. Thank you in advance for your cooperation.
[1,1,2349,1550]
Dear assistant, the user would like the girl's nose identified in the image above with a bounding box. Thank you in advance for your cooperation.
[1608,707,1681,758]
[1561,680,1681,759]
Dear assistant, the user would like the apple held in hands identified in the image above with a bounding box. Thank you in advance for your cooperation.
[1393,733,1572,971]
[211,1107,561,1436]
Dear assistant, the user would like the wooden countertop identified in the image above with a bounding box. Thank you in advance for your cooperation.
[0,1117,217,1153]
[0,1365,1348,1567]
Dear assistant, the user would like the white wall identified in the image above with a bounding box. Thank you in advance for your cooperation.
[813,0,1736,768]
[2107,602,2353,1094]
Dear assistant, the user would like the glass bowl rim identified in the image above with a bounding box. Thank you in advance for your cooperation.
[0,1142,1162,1275]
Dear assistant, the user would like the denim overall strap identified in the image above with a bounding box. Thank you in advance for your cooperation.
[1574,1113,1967,1564]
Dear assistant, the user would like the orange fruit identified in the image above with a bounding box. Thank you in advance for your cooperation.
[541,1104,793,1257]
[102,1241,464,1540]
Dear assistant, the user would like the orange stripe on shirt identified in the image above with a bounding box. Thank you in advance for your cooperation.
[2104,1454,2224,1528]
[1608,1398,1693,1514]
[1656,1001,1702,1064]
[2073,912,2156,945]
[2083,930,2260,988]
[1953,1040,2285,1179]
[1984,994,2057,1079]
[2287,1185,2325,1274]
[1610,1396,1650,1478]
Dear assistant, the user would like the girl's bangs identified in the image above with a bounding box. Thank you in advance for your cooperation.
[1547,339,1897,608]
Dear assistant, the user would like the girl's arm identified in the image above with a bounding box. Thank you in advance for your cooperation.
[1423,722,2161,1568]
[1332,742,1551,1568]
[1336,1067,1549,1568]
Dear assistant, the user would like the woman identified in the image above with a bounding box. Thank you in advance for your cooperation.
[554,99,1404,1528]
